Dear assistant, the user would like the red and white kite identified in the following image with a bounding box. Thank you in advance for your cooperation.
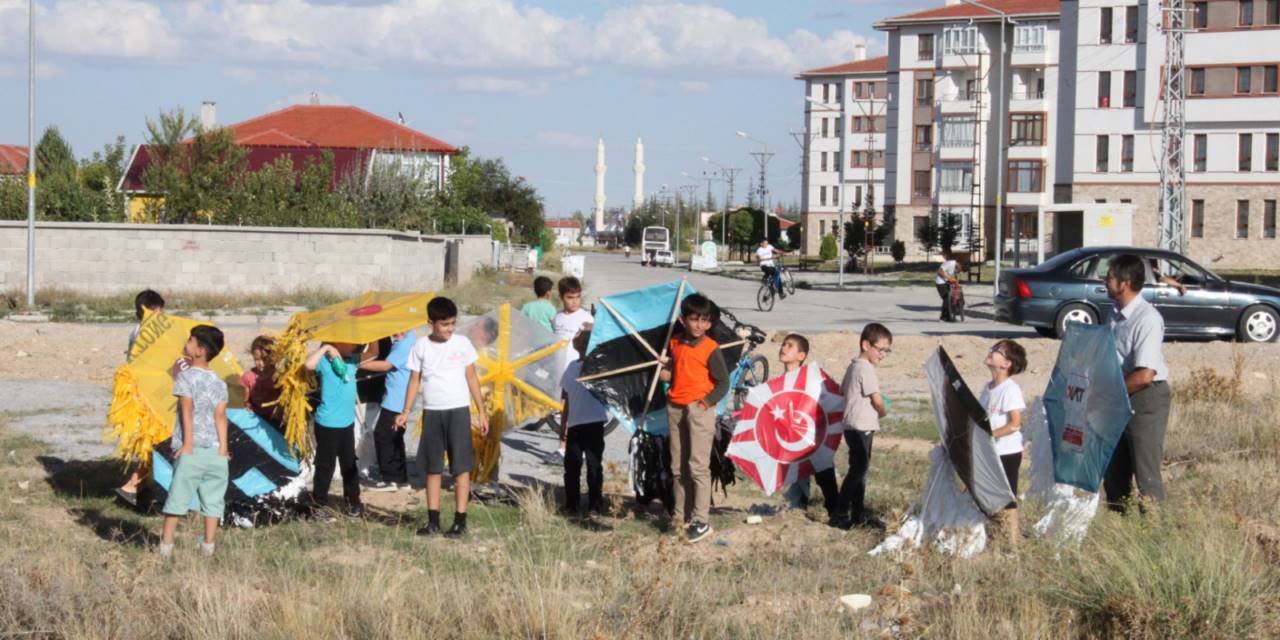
[727,363,845,495]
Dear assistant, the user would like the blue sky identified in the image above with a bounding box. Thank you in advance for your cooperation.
[0,0,931,217]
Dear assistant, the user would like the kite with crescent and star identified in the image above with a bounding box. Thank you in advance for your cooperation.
[727,362,845,495]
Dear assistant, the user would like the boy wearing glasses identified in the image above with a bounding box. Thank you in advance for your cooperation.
[834,323,892,529]
[981,339,1028,546]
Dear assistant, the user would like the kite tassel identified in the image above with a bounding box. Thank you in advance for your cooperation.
[104,365,168,468]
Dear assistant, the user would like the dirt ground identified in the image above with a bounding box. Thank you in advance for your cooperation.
[2,320,1277,399]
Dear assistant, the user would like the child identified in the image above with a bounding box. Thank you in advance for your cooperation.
[552,276,593,365]
[835,323,892,530]
[304,341,364,518]
[395,297,489,538]
[778,334,841,522]
[658,293,730,543]
[936,250,959,322]
[158,325,229,558]
[559,329,610,515]
[116,289,167,507]
[982,339,1028,546]
[357,330,418,491]
[354,337,393,483]
[239,335,282,428]
[521,276,557,333]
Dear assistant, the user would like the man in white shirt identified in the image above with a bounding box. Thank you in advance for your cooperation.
[935,250,959,322]
[1102,254,1171,512]
[757,239,788,299]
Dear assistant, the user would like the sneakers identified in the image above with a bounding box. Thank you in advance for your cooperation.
[416,521,441,536]
[364,480,399,492]
[199,542,216,557]
[114,487,138,507]
[157,542,174,558]
[346,503,365,519]
[685,521,712,544]
[443,522,467,539]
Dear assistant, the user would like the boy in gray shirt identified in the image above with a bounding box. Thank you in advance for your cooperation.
[159,325,230,558]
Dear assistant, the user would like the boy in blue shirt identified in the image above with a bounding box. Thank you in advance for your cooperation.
[358,330,418,491]
[304,341,364,518]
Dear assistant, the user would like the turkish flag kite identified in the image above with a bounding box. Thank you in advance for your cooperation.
[727,363,844,495]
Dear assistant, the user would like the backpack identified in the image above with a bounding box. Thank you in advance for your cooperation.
[709,414,738,501]
[629,430,674,513]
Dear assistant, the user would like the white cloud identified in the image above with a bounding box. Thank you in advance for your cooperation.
[0,62,60,79]
[222,67,259,84]
[452,75,549,97]
[678,80,710,93]
[533,130,595,151]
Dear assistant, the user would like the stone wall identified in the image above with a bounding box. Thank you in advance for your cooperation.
[0,221,495,295]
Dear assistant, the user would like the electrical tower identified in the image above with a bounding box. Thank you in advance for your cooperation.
[748,150,775,213]
[1159,0,1189,254]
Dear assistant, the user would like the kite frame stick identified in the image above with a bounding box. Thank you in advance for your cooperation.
[575,359,659,382]
[634,279,688,432]
[596,298,664,361]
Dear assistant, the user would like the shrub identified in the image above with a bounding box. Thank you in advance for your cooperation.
[819,234,837,261]
[891,240,906,264]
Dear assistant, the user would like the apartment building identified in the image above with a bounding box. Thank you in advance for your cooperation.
[1056,0,1280,269]
[795,51,890,256]
[875,0,1062,259]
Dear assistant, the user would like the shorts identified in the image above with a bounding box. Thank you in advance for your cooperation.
[417,407,475,476]
[161,447,229,519]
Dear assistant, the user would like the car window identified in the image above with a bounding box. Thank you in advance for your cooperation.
[1069,258,1096,279]
[1158,256,1209,288]
[1090,255,1114,280]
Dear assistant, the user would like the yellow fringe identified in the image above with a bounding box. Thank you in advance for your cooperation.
[104,365,169,467]
[271,317,316,460]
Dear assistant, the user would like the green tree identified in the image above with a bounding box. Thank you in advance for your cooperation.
[915,215,939,257]
[34,126,93,221]
[819,233,837,260]
[0,178,26,221]
[79,137,129,222]
[441,149,544,241]
[141,108,248,223]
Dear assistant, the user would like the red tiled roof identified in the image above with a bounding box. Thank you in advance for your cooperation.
[223,105,458,154]
[880,0,1059,24]
[119,145,371,193]
[545,219,581,229]
[0,145,28,175]
[797,55,889,78]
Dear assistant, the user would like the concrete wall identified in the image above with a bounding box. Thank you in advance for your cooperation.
[0,221,494,295]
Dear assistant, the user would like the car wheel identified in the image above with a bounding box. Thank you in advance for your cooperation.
[1237,305,1279,343]
[1055,303,1097,338]
[1034,327,1055,338]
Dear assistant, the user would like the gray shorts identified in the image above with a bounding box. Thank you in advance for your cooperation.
[417,407,475,476]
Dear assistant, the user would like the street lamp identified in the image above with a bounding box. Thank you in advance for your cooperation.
[805,95,849,287]
[25,0,35,307]
[959,0,1013,296]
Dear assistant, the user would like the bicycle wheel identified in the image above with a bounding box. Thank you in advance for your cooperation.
[732,354,770,411]
[756,283,774,311]
[782,269,796,295]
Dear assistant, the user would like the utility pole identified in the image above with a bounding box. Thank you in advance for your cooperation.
[678,184,699,269]
[1159,0,1189,255]
[737,131,775,240]
[25,0,35,307]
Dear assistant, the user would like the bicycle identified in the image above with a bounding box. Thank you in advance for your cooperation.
[727,320,769,411]
[756,258,796,312]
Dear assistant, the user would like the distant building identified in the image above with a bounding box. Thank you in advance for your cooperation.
[0,145,28,181]
[118,104,458,221]
[546,218,582,246]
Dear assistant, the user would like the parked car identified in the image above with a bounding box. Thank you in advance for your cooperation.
[652,250,675,267]
[994,246,1280,342]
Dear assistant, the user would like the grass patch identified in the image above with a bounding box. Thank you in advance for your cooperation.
[1,286,348,322]
[878,396,939,441]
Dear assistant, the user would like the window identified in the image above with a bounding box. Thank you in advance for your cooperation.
[1268,0,1280,24]
[819,220,826,237]
[1096,135,1110,172]
[941,116,976,147]
[854,185,863,207]
[1240,133,1253,171]
[1098,71,1112,107]
[1238,67,1252,94]
[819,186,827,207]
[913,170,931,197]
[939,163,974,192]
[1194,134,1208,171]
[821,118,829,138]
[1265,66,1278,93]
[916,78,934,105]
[1123,70,1137,107]
[833,186,839,208]
[1241,0,1254,25]
[915,125,933,150]
[1266,200,1278,238]
[1010,113,1045,146]
[853,116,863,132]
[943,25,978,54]
[1013,23,1046,52]
[855,82,868,99]
[918,33,934,60]
[820,152,828,172]
[1125,6,1139,43]
[1007,160,1043,192]
[1192,68,1206,95]
[1193,2,1208,28]
[1121,135,1135,172]
[1267,133,1279,171]
[822,83,830,103]
[851,151,861,167]
[1238,200,1250,238]
[1100,7,1113,43]
[1192,200,1205,237]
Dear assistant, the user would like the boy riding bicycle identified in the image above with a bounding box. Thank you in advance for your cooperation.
[757,239,788,299]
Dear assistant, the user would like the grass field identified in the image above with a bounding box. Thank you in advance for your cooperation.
[2,385,1278,638]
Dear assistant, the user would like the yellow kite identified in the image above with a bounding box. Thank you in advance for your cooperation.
[105,310,244,466]
[272,291,434,458]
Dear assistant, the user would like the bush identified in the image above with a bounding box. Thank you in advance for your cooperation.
[891,240,906,264]
[819,234,837,261]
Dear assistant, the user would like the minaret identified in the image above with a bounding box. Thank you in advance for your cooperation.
[594,138,606,231]
[633,137,645,211]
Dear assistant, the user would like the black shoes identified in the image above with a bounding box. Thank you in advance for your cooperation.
[685,521,712,543]
[346,503,365,519]
[443,522,467,538]
[416,522,441,536]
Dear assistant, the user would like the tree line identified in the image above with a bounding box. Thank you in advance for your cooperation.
[0,108,546,244]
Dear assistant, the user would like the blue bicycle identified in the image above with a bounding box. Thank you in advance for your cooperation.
[728,321,769,411]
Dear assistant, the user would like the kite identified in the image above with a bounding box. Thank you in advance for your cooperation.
[459,303,567,484]
[272,291,433,457]
[727,363,844,495]
[577,280,745,436]
[105,309,245,467]
[151,408,305,527]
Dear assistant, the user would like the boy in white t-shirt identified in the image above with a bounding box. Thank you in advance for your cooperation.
[981,338,1028,547]
[559,329,610,515]
[552,276,593,364]
[756,239,788,298]
[395,297,489,538]
[935,250,959,322]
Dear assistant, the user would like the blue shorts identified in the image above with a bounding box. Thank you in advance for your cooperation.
[161,447,229,519]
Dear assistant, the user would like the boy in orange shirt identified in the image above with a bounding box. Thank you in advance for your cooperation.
[658,293,730,543]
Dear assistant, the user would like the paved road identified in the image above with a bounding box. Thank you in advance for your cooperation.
[578,252,1034,337]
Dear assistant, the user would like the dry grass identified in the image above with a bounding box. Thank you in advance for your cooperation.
[1,286,348,322]
[2,386,1279,639]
